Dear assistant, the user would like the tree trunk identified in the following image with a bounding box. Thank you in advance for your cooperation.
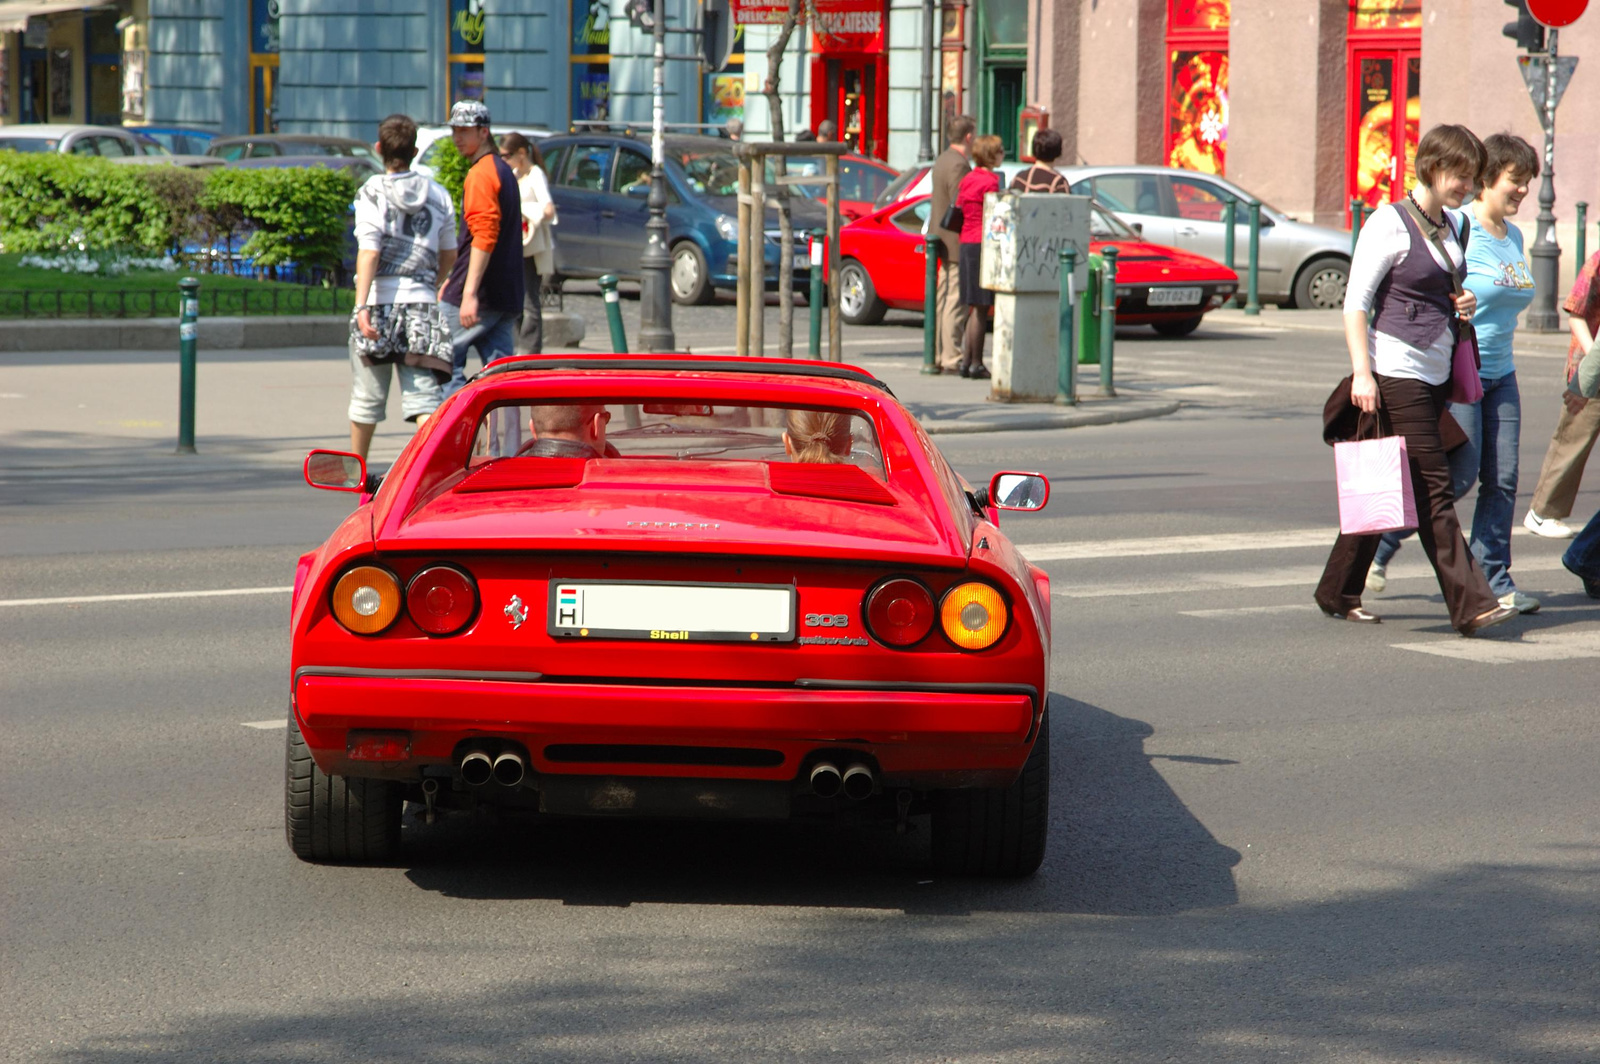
[764,0,802,357]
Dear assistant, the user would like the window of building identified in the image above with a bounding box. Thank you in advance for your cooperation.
[1165,0,1229,176]
[1346,1,1420,220]
[449,0,486,105]
[86,11,121,126]
[250,0,280,133]
[570,0,609,125]
[977,0,1026,160]
[1351,0,1421,32]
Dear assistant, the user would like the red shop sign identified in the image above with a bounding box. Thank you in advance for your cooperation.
[1528,0,1588,27]
[732,0,789,25]
[812,0,884,51]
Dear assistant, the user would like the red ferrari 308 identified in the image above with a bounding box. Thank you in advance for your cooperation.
[289,355,1053,876]
[837,194,1239,336]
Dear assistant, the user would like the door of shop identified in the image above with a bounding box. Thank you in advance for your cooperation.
[816,56,886,159]
[1347,47,1420,222]
[985,65,1025,161]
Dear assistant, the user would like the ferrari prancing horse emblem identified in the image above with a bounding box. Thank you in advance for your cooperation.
[504,594,528,630]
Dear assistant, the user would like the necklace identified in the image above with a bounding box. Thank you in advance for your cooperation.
[1407,190,1445,230]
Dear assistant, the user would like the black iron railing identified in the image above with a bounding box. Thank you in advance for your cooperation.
[0,286,356,319]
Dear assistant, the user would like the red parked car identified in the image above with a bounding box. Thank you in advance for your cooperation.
[837,194,1239,336]
[289,355,1053,877]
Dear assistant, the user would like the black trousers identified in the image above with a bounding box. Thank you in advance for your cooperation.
[515,258,543,354]
[1316,374,1498,632]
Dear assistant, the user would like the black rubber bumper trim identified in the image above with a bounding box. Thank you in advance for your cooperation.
[294,666,545,685]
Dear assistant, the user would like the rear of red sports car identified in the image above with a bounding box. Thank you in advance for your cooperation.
[288,357,1051,875]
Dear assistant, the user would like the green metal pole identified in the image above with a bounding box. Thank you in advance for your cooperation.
[1577,203,1589,273]
[922,233,940,374]
[598,273,628,353]
[1222,197,1236,272]
[1099,247,1118,397]
[1350,198,1363,256]
[1056,248,1077,406]
[176,276,199,454]
[1244,202,1262,317]
[808,229,824,359]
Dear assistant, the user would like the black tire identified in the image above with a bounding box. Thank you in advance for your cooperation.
[1152,315,1203,337]
[1291,255,1349,311]
[670,241,714,305]
[839,259,888,326]
[931,709,1050,877]
[285,712,402,862]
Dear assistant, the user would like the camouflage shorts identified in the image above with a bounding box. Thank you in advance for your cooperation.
[350,301,453,366]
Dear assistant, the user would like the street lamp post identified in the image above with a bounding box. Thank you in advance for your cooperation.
[1527,27,1562,332]
[637,0,676,352]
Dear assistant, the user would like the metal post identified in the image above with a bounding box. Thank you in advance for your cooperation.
[825,152,842,362]
[922,234,939,373]
[751,149,766,357]
[808,229,824,358]
[1350,198,1364,256]
[917,0,935,163]
[598,274,629,353]
[1244,201,1262,317]
[1222,197,1236,271]
[735,160,751,356]
[1056,248,1077,406]
[1577,202,1588,276]
[637,0,675,352]
[1098,247,1117,397]
[1528,28,1562,332]
[176,276,199,454]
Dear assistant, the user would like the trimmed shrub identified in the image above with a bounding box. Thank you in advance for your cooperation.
[0,152,170,252]
[199,166,359,275]
[135,164,209,259]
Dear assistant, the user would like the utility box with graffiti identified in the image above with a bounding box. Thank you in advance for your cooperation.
[980,192,1091,402]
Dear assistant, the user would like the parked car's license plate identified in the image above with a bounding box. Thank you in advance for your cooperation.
[793,253,810,270]
[548,581,796,642]
[1147,286,1202,306]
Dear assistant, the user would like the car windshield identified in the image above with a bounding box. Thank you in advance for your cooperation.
[1090,205,1138,240]
[674,150,741,196]
[876,166,925,207]
[469,401,885,477]
[0,138,60,153]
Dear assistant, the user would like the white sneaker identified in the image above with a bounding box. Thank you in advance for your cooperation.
[1524,510,1577,538]
[1499,590,1542,614]
[1366,563,1388,593]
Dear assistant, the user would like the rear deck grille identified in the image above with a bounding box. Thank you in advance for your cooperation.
[543,744,785,768]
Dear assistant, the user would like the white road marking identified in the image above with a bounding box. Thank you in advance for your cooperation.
[1057,558,1575,601]
[1391,629,1600,664]
[241,719,289,730]
[1180,604,1319,619]
[0,586,293,608]
[1025,528,1336,562]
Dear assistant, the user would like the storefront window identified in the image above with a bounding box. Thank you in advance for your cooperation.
[704,26,743,127]
[1352,0,1421,31]
[1346,2,1420,219]
[1165,0,1229,175]
[449,0,486,104]
[571,0,609,124]
[87,11,120,126]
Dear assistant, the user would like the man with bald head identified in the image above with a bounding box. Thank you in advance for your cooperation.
[523,404,611,458]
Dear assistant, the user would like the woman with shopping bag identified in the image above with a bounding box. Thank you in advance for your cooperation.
[1314,124,1518,636]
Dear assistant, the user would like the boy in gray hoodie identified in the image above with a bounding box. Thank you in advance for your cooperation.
[348,113,458,462]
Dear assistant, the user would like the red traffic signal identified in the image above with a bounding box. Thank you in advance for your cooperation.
[1528,0,1588,26]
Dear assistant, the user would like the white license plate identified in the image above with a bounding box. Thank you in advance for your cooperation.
[548,582,796,642]
[793,253,811,270]
[1147,286,1202,306]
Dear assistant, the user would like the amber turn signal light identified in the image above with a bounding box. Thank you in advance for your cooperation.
[331,565,402,635]
[939,582,1008,651]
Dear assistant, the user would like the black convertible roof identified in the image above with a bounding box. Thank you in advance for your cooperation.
[472,355,895,395]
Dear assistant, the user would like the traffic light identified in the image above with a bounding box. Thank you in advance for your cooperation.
[1503,0,1547,52]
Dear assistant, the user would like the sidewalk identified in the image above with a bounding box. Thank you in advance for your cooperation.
[0,339,1177,479]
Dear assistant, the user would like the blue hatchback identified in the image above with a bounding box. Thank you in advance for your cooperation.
[540,133,825,305]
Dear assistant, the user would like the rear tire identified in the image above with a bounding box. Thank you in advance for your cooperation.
[839,259,887,326]
[1152,315,1203,337]
[931,709,1050,877]
[1291,255,1349,310]
[285,712,402,862]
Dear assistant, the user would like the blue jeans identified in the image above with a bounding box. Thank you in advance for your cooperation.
[440,302,517,399]
[1563,508,1600,583]
[1373,371,1521,596]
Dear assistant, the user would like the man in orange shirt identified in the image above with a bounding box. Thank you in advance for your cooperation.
[439,100,525,397]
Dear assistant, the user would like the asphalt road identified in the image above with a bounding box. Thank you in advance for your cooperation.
[3,315,1598,1062]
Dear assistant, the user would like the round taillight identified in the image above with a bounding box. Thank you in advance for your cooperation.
[864,577,935,647]
[406,565,478,636]
[331,565,402,635]
[939,582,1009,651]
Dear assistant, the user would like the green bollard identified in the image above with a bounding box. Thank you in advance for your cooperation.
[1578,203,1588,273]
[1079,251,1103,365]
[1222,197,1236,273]
[922,233,941,374]
[597,273,628,353]
[1056,247,1078,406]
[1350,198,1364,256]
[1099,247,1118,397]
[1244,201,1262,317]
[176,276,199,454]
[809,229,825,359]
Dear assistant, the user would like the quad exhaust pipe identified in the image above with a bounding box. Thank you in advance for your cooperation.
[809,760,875,800]
[458,746,528,787]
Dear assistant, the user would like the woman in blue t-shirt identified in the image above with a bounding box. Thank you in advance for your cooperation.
[1368,134,1541,612]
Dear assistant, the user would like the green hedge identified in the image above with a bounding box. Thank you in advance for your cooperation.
[0,152,359,274]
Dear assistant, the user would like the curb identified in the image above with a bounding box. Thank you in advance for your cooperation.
[919,399,1182,435]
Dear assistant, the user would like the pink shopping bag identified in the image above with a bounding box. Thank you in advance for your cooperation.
[1334,435,1417,535]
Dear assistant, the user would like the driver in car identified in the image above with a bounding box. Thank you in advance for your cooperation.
[523,403,612,458]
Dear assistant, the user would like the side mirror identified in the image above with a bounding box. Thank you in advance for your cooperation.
[625,183,649,197]
[989,471,1050,511]
[1131,222,1144,236]
[304,449,367,492]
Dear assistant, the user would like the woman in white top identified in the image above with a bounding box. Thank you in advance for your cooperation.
[1314,124,1516,636]
[500,132,557,353]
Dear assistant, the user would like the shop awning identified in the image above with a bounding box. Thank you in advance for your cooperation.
[0,2,115,35]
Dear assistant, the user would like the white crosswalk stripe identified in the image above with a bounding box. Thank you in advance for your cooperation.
[1391,630,1600,663]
